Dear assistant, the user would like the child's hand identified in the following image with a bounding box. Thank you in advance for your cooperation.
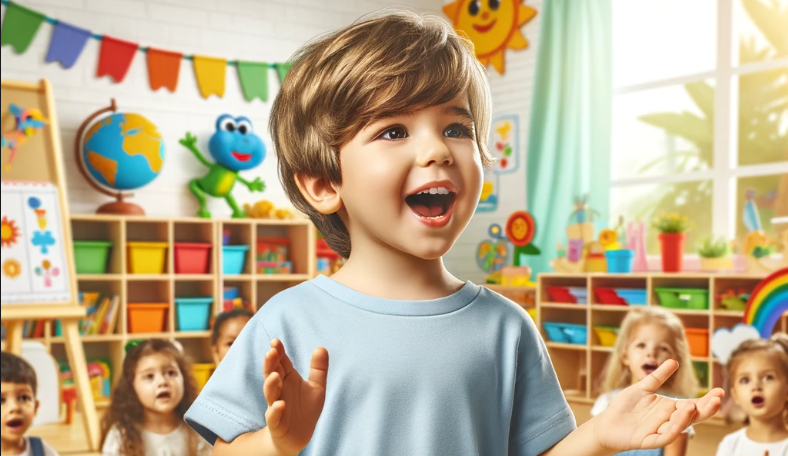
[595,359,724,452]
[263,339,329,456]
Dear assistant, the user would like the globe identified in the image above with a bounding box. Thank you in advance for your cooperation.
[76,102,165,215]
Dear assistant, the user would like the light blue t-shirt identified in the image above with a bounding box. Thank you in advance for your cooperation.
[185,275,576,455]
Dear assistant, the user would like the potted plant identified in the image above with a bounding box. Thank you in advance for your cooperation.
[697,236,733,272]
[653,213,690,272]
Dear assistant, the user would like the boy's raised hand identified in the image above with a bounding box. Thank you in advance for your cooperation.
[263,339,329,456]
[595,360,724,452]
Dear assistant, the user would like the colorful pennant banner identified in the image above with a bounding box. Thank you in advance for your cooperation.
[0,0,291,101]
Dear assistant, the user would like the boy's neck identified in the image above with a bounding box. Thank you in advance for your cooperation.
[0,436,25,455]
[331,239,464,300]
[142,410,181,435]
[746,414,788,443]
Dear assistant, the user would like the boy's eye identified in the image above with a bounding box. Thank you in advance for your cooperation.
[145,373,154,380]
[636,342,646,349]
[19,395,32,403]
[378,127,408,141]
[764,374,774,381]
[444,124,473,139]
[739,377,749,384]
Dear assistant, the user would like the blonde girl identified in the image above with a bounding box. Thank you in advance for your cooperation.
[716,333,788,456]
[100,339,211,456]
[591,307,697,456]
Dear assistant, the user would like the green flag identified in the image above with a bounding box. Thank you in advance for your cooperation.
[274,62,292,84]
[1,2,46,53]
[237,61,269,102]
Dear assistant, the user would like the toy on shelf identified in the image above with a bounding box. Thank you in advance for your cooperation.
[697,235,733,272]
[551,195,607,273]
[2,103,47,171]
[256,237,291,274]
[243,199,297,220]
[653,213,690,273]
[741,190,788,273]
[316,232,343,275]
[74,99,164,215]
[179,114,266,218]
[717,289,749,311]
[626,221,649,272]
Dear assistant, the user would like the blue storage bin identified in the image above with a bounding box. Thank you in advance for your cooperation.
[223,287,239,300]
[561,323,588,344]
[543,323,570,343]
[615,288,647,305]
[223,245,249,275]
[566,287,588,304]
[175,297,213,331]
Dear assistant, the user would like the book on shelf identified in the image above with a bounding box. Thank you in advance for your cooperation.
[52,292,120,337]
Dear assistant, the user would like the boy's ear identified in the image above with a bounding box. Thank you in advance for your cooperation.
[34,399,40,415]
[295,174,342,214]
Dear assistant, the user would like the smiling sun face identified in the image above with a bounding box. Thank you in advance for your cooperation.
[1,217,21,249]
[443,0,537,74]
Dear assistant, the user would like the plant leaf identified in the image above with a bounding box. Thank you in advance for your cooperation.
[685,81,715,120]
[638,112,713,146]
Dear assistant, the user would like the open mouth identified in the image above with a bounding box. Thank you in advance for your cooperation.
[751,395,765,407]
[156,391,172,400]
[405,186,457,225]
[641,363,658,376]
[231,151,251,162]
[472,20,497,33]
[6,419,23,430]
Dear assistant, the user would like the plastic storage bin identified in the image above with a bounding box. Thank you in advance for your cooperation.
[543,322,587,344]
[655,288,709,310]
[127,303,168,333]
[605,249,634,273]
[173,242,211,274]
[223,287,239,300]
[127,242,168,274]
[685,328,709,357]
[175,297,213,331]
[192,363,214,391]
[546,286,587,304]
[222,245,249,275]
[73,241,113,274]
[595,288,647,306]
[593,326,620,347]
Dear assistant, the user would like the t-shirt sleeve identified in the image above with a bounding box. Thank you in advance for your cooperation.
[184,316,271,445]
[714,432,735,456]
[100,426,122,456]
[508,315,577,456]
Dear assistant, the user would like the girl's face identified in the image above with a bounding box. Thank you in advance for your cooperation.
[623,323,676,384]
[133,352,184,415]
[731,351,788,422]
[212,316,251,364]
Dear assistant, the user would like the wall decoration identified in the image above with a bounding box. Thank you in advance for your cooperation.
[1,216,21,248]
[476,168,499,212]
[742,268,788,338]
[1,182,71,304]
[489,115,519,174]
[1,103,48,171]
[443,0,537,75]
[0,0,292,102]
[711,324,761,366]
[505,210,540,265]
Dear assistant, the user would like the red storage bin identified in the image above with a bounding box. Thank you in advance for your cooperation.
[594,288,627,305]
[546,286,576,303]
[174,242,212,274]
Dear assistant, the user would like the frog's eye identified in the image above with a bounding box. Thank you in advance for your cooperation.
[237,119,253,135]
[220,119,236,133]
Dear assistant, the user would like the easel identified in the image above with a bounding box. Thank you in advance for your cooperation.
[1,79,100,451]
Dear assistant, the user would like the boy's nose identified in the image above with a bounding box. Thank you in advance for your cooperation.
[415,138,453,168]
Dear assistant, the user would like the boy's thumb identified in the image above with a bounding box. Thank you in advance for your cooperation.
[308,347,329,388]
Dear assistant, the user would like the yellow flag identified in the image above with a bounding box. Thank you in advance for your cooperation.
[193,55,226,98]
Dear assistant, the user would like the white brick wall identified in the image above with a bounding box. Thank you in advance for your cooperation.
[0,0,542,282]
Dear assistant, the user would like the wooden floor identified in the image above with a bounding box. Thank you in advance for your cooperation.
[35,404,739,455]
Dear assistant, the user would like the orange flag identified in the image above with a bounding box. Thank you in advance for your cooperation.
[193,55,226,99]
[147,48,182,92]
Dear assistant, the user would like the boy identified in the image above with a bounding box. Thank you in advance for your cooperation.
[1,352,59,456]
[185,11,724,456]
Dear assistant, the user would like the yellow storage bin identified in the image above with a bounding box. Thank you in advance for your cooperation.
[526,308,537,321]
[593,326,620,347]
[127,241,168,274]
[192,363,215,391]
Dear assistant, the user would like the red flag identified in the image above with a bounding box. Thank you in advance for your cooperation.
[147,48,182,92]
[97,36,138,82]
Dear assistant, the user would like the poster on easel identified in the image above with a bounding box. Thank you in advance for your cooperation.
[1,182,71,304]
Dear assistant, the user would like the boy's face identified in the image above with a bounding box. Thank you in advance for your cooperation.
[0,382,38,446]
[133,353,185,415]
[336,96,482,260]
[212,316,251,364]
[731,352,788,422]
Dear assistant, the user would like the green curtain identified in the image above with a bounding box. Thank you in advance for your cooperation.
[525,0,613,274]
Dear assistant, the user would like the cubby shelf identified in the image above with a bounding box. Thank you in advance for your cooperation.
[23,214,317,391]
[536,272,785,413]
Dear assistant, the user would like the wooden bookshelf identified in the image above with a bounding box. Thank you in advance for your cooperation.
[536,272,785,410]
[20,214,317,390]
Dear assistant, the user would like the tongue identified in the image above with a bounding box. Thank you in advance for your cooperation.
[412,204,444,218]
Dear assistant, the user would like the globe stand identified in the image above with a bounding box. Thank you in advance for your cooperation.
[97,195,145,216]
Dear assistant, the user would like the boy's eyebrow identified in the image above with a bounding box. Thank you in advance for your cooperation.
[443,105,475,123]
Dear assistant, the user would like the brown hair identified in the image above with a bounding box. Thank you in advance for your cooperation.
[727,332,788,423]
[601,307,697,398]
[270,10,493,258]
[0,352,37,395]
[99,339,199,456]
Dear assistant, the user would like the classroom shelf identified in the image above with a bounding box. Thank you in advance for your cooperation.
[537,271,780,406]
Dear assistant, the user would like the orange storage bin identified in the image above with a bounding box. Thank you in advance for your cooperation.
[685,328,709,357]
[127,303,168,333]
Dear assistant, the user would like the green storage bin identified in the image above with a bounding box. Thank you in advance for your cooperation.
[73,241,113,274]
[654,287,709,310]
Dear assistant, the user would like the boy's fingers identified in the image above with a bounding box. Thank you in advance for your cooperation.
[640,360,678,393]
[264,372,283,406]
[263,347,278,379]
[265,400,285,430]
[308,347,329,388]
[271,339,296,375]
[649,401,695,448]
[693,388,724,421]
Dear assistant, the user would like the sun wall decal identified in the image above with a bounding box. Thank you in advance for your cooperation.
[443,0,537,75]
[1,216,21,249]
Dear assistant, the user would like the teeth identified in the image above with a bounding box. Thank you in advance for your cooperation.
[418,187,451,195]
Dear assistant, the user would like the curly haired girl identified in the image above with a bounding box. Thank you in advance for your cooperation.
[100,339,210,456]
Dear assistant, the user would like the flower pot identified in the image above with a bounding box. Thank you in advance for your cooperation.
[699,256,733,272]
[658,233,685,272]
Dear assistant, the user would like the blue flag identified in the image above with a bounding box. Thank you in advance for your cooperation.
[45,21,91,69]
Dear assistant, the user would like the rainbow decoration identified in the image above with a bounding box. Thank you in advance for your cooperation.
[743,268,788,338]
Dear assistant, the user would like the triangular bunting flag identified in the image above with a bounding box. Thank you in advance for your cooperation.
[97,36,138,82]
[274,62,292,84]
[237,61,269,102]
[147,48,182,92]
[45,21,91,69]
[1,2,46,54]
[193,55,227,99]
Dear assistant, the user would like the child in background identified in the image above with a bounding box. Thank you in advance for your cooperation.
[100,339,211,456]
[211,309,254,365]
[592,307,697,456]
[716,333,788,456]
[0,353,59,456]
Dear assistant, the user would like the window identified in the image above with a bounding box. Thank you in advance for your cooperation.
[610,0,788,255]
